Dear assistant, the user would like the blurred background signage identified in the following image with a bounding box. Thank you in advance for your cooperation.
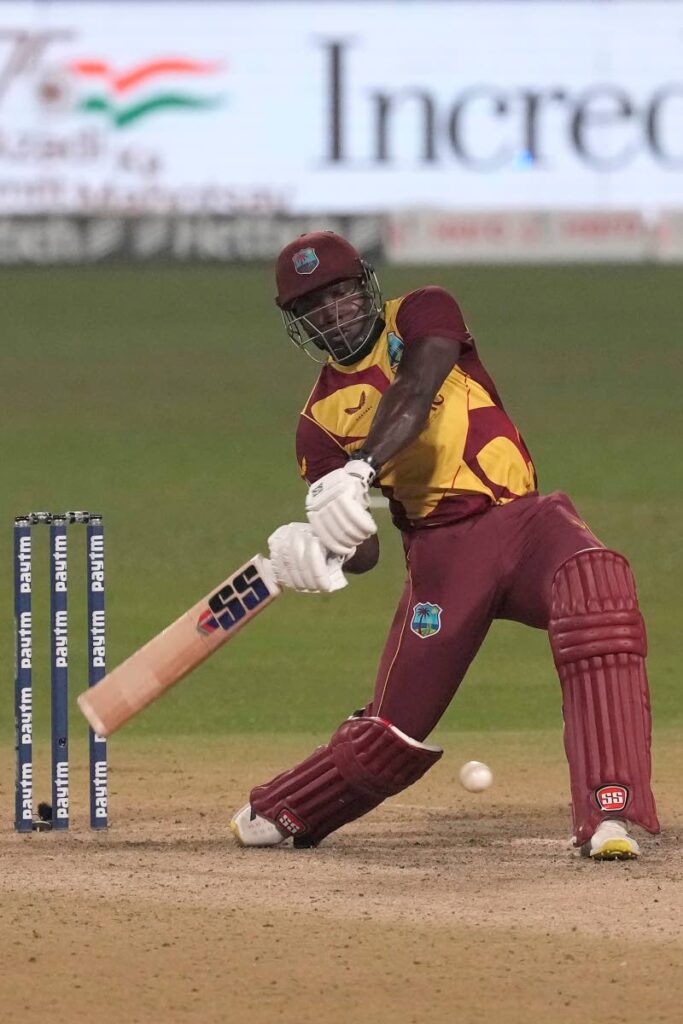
[1,1,681,215]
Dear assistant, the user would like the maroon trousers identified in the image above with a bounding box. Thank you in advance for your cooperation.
[372,492,659,842]
[374,492,595,733]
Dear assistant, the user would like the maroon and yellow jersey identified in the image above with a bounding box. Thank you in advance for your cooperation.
[296,287,537,530]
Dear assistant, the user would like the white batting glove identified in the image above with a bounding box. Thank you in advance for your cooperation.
[267,523,347,594]
[305,460,377,557]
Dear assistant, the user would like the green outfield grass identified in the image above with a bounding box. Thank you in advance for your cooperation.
[2,263,680,740]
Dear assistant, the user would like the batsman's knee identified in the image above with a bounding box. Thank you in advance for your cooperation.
[549,547,647,664]
[249,715,442,847]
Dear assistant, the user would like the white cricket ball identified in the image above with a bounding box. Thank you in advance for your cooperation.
[459,760,493,793]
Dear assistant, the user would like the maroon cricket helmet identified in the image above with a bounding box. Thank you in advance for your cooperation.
[275,231,365,309]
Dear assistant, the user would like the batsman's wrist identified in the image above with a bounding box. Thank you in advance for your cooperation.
[347,449,379,484]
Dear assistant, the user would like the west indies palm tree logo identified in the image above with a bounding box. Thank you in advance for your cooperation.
[38,55,225,128]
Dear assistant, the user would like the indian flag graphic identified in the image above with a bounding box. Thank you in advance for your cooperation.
[66,57,224,128]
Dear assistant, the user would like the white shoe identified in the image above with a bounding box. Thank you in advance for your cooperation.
[581,819,640,860]
[230,803,286,847]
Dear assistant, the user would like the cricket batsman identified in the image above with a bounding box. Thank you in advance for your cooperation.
[230,231,660,860]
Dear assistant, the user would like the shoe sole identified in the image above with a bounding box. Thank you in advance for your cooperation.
[590,838,639,860]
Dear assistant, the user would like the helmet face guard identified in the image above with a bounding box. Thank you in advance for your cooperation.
[281,262,383,365]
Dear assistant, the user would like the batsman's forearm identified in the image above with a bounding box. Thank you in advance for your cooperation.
[362,383,432,468]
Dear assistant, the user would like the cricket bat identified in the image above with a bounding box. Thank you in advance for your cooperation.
[77,554,280,737]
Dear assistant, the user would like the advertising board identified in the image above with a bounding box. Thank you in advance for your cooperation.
[0,2,681,213]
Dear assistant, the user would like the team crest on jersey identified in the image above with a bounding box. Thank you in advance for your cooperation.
[387,331,404,369]
[411,602,442,638]
[292,247,319,275]
[595,784,629,812]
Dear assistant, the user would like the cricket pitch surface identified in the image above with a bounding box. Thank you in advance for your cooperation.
[1,731,681,1024]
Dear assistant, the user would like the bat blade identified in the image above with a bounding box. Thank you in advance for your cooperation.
[77,554,280,737]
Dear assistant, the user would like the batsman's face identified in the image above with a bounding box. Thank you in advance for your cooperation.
[292,278,374,361]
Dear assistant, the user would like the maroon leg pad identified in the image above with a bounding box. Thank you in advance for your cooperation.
[549,548,660,845]
[250,716,442,847]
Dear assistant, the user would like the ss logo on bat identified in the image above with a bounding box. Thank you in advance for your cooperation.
[197,563,271,635]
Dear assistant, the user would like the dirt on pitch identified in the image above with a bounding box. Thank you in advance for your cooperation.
[1,731,681,1024]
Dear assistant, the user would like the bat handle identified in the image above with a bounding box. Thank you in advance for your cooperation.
[257,555,278,594]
